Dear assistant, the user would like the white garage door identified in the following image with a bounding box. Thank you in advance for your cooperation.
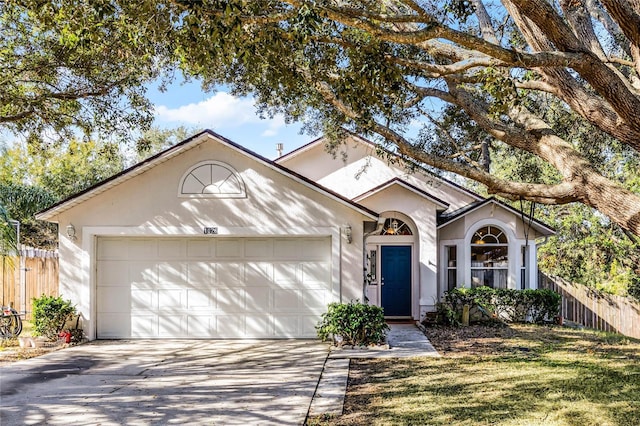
[96,237,333,338]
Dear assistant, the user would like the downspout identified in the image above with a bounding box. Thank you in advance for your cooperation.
[362,218,385,303]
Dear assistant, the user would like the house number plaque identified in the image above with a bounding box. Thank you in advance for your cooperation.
[203,227,218,235]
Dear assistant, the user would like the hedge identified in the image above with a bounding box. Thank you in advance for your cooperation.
[438,287,561,325]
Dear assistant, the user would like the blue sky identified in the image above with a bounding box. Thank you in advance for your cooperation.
[147,79,315,159]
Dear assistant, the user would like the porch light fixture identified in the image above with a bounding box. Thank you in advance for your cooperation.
[66,223,77,241]
[343,224,352,244]
[391,219,399,233]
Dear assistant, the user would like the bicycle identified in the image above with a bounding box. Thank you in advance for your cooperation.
[0,306,22,338]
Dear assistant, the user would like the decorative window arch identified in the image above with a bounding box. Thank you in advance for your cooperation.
[379,218,413,236]
[470,225,508,289]
[179,161,246,198]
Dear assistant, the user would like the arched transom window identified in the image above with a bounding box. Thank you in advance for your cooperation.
[380,218,413,236]
[470,225,508,289]
[179,161,246,198]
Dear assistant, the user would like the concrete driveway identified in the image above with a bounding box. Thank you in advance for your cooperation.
[0,339,329,425]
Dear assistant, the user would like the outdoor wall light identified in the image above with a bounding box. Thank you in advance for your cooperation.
[343,224,352,244]
[66,223,77,241]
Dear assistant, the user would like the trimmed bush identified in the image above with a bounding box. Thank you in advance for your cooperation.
[437,287,561,325]
[32,295,76,341]
[316,301,389,346]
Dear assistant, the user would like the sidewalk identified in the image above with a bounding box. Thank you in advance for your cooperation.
[308,323,440,417]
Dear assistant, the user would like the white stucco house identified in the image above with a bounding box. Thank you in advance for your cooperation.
[36,130,554,340]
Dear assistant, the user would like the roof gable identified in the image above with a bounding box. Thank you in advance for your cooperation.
[353,177,449,210]
[36,130,378,221]
[437,197,555,235]
[277,132,484,203]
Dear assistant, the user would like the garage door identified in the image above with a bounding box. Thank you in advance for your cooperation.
[96,236,333,338]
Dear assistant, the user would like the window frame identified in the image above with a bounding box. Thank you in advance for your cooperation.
[470,225,509,289]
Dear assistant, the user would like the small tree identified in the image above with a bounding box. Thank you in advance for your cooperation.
[32,295,76,341]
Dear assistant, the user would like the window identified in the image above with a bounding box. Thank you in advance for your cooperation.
[380,218,412,235]
[367,249,377,283]
[446,246,457,292]
[179,161,246,198]
[470,226,508,289]
[520,245,528,290]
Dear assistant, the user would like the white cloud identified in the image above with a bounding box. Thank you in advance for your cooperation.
[261,115,286,137]
[154,92,286,137]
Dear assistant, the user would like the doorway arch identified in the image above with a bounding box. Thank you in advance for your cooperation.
[366,212,419,318]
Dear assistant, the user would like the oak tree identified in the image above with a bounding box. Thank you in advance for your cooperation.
[4,1,640,238]
[155,0,640,236]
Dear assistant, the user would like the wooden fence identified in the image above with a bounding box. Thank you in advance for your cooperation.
[539,273,640,339]
[1,246,59,320]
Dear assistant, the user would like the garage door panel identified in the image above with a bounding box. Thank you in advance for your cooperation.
[244,262,272,285]
[273,315,300,336]
[158,289,186,309]
[302,239,331,260]
[216,263,242,286]
[216,288,245,312]
[301,316,320,336]
[245,287,270,311]
[131,315,157,337]
[98,239,126,260]
[187,240,212,258]
[98,286,131,313]
[274,239,300,259]
[186,262,214,282]
[273,289,302,311]
[274,263,299,284]
[187,288,216,309]
[245,239,273,258]
[158,315,186,337]
[158,239,186,258]
[131,288,155,310]
[98,313,131,338]
[303,289,330,310]
[217,315,243,336]
[302,262,331,285]
[187,315,214,336]
[158,262,187,286]
[128,239,157,259]
[216,239,242,258]
[129,261,158,284]
[246,315,271,337]
[97,261,129,286]
[97,236,332,339]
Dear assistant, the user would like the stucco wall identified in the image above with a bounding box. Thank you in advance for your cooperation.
[357,184,440,318]
[52,134,372,339]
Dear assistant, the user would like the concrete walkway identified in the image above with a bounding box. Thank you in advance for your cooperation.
[308,323,439,417]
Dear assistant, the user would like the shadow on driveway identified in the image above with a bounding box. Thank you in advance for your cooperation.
[0,339,329,425]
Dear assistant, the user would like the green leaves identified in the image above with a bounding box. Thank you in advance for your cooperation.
[31,294,76,341]
[441,287,561,324]
[0,0,163,142]
[316,301,389,346]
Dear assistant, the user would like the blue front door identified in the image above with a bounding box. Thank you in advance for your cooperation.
[381,245,412,317]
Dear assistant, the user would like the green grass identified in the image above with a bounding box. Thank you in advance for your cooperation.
[308,325,640,426]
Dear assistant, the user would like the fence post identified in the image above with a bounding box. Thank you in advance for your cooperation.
[19,253,27,316]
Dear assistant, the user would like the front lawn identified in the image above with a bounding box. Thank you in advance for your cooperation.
[308,324,640,426]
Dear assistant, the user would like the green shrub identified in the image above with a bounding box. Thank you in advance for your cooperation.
[438,287,561,324]
[31,294,76,341]
[316,301,389,346]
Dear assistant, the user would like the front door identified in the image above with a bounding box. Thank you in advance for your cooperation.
[381,245,412,317]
